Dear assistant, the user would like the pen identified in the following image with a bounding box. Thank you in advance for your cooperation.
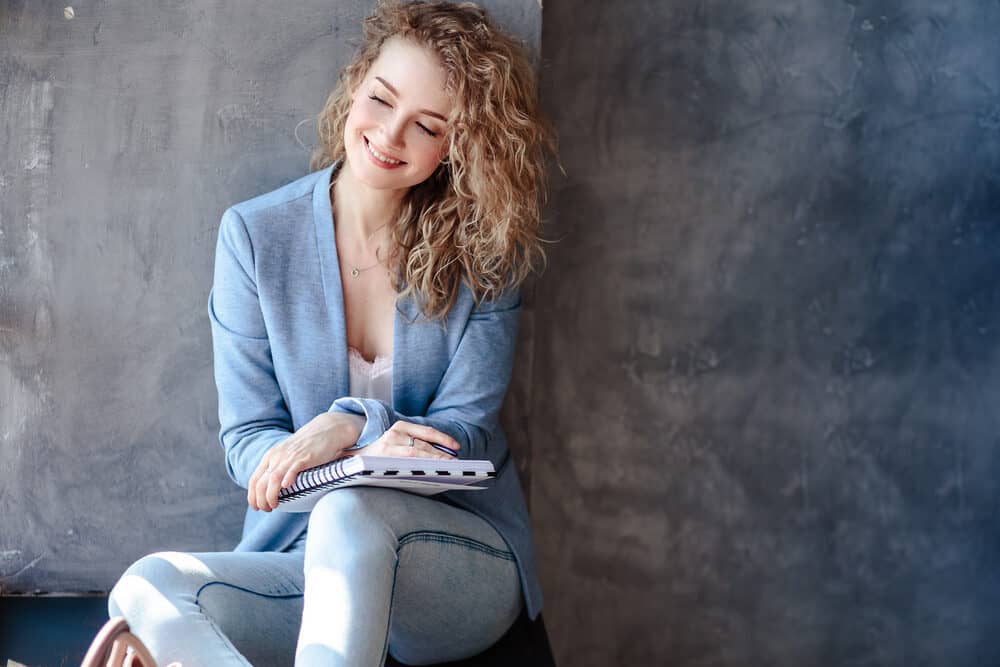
[344,442,459,457]
[430,443,460,457]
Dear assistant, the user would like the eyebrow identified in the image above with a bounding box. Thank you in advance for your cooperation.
[374,76,448,122]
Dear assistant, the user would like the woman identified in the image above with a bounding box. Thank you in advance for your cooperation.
[105,1,556,665]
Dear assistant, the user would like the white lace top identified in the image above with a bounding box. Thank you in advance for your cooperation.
[348,346,393,403]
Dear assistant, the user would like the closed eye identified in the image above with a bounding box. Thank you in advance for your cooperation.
[368,94,439,137]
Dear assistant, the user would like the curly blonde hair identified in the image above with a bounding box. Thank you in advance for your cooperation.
[310,0,557,320]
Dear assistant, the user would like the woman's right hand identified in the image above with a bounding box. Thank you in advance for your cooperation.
[248,412,365,512]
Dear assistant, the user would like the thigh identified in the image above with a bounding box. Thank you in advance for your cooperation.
[305,488,522,665]
[389,530,523,665]
[110,550,305,667]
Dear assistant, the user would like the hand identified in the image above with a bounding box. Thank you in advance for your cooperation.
[248,412,365,512]
[363,420,461,460]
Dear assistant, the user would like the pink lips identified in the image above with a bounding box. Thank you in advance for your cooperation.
[364,136,405,170]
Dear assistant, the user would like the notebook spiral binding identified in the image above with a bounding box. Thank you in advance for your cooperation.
[278,459,496,505]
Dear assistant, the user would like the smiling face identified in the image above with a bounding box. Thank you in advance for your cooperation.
[342,37,452,192]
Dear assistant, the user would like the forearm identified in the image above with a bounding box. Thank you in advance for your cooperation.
[223,427,290,489]
[225,412,367,489]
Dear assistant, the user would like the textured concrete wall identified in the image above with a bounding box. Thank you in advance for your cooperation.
[0,0,540,594]
[533,0,1000,665]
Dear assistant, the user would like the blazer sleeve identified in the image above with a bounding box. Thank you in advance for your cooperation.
[328,287,522,463]
[207,207,293,488]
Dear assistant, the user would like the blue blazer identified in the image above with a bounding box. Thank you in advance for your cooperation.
[207,163,542,619]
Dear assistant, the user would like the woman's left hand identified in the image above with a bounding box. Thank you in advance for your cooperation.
[363,420,461,460]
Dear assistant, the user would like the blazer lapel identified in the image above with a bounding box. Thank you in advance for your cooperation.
[311,163,350,400]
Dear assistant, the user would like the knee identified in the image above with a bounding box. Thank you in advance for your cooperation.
[307,487,393,537]
[309,487,370,523]
[305,489,395,563]
[108,551,213,623]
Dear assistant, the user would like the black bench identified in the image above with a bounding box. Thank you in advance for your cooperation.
[386,610,556,666]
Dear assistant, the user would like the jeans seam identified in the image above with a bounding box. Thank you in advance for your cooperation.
[195,581,304,603]
[192,582,303,663]
[382,557,401,666]
[396,530,516,561]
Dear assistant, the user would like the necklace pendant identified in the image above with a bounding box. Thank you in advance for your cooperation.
[351,267,360,278]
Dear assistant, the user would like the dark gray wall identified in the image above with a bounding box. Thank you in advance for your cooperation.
[0,0,540,594]
[7,0,1000,664]
[533,0,1000,665]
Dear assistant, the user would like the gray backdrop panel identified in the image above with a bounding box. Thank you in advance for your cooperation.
[535,0,1000,665]
[0,0,540,595]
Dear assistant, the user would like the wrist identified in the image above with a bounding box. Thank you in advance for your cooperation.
[335,413,365,444]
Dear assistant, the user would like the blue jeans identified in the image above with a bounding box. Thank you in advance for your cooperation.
[108,488,524,666]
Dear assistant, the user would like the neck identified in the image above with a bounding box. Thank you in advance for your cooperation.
[331,158,407,243]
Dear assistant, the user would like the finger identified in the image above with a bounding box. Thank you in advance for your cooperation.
[281,462,304,490]
[264,455,295,509]
[248,482,259,511]
[249,451,278,509]
[416,440,455,459]
[395,432,429,453]
[254,467,274,512]
[396,422,460,452]
[248,466,263,509]
[279,455,316,491]
[252,475,267,510]
[265,468,285,510]
[393,438,451,460]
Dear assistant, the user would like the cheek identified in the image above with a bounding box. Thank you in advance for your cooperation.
[345,99,371,135]
[413,138,447,166]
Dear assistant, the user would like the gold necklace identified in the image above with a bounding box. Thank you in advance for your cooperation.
[350,244,384,277]
[348,222,389,278]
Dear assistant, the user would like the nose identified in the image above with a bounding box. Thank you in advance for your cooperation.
[380,114,407,149]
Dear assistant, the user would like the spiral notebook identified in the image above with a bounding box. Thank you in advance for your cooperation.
[276,455,496,512]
